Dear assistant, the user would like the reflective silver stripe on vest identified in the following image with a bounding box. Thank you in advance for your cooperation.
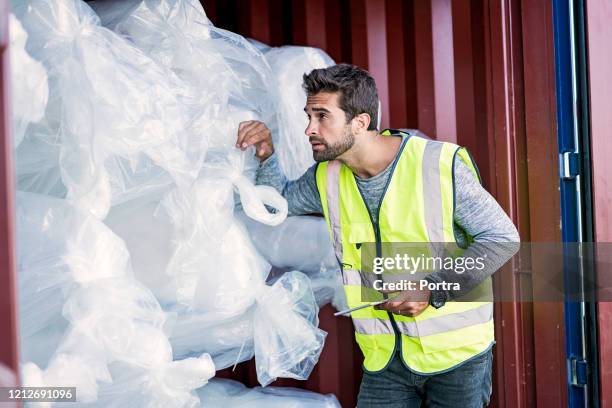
[395,303,493,338]
[325,160,343,264]
[353,317,395,335]
[422,141,445,244]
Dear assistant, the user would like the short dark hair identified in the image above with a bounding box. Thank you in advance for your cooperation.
[302,63,379,131]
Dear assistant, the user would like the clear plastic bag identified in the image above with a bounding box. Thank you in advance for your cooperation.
[14,0,330,401]
[169,271,328,385]
[159,176,271,309]
[238,214,338,275]
[258,45,335,179]
[253,272,326,386]
[16,192,215,406]
[92,0,287,225]
[238,212,346,310]
[201,146,288,226]
[170,308,256,368]
[16,191,131,366]
[197,378,340,408]
[81,356,214,408]
[9,14,49,149]
[158,180,320,383]
[104,172,316,384]
[12,0,205,218]
[91,0,276,151]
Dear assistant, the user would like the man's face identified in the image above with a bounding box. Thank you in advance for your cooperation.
[304,92,355,162]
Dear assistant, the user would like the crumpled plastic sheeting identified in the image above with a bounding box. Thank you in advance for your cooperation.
[160,178,271,309]
[198,378,340,408]
[106,178,321,382]
[170,271,326,385]
[96,0,277,139]
[170,308,255,369]
[201,148,288,226]
[238,212,347,310]
[239,214,338,275]
[16,192,130,367]
[9,14,49,149]
[103,193,179,306]
[254,43,335,179]
[24,355,216,408]
[92,1,320,384]
[16,192,215,406]
[14,0,329,401]
[91,0,286,224]
[12,0,206,219]
[106,163,285,308]
[253,271,326,386]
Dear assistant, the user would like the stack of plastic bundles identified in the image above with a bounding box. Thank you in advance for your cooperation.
[12,0,342,405]
[9,14,48,149]
[252,41,335,180]
[198,378,340,407]
[13,0,206,219]
[9,0,220,405]
[90,0,328,387]
[16,191,215,407]
[239,41,347,310]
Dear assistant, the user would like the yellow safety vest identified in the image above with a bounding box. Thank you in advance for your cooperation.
[315,129,494,374]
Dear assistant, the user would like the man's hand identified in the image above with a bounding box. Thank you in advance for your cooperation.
[236,120,274,161]
[375,287,431,317]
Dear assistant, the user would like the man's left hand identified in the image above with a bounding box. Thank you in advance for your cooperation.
[375,287,431,317]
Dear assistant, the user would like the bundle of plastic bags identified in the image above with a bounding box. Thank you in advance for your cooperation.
[198,378,340,408]
[9,14,49,149]
[91,0,276,150]
[106,163,321,383]
[237,41,344,309]
[12,0,344,404]
[16,192,215,406]
[90,0,324,381]
[250,41,335,179]
[12,0,206,219]
[238,213,346,310]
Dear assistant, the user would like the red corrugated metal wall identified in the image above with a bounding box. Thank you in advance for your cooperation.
[206,1,569,407]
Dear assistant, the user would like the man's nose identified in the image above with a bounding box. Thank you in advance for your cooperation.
[305,122,318,136]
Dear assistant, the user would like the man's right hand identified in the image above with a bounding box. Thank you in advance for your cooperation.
[236,120,275,161]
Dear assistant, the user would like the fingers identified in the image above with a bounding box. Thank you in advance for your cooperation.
[236,121,257,148]
[236,121,275,160]
[237,121,268,149]
[377,300,403,312]
[377,300,429,317]
[242,128,269,150]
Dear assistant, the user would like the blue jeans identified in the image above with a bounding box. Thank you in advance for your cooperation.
[356,348,493,408]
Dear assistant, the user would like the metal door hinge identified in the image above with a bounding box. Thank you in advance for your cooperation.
[560,151,580,179]
[568,356,588,386]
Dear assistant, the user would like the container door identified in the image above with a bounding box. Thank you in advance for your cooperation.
[553,0,599,406]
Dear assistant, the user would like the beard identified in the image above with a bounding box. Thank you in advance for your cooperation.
[311,127,355,162]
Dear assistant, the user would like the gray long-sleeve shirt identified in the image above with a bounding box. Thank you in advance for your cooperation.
[255,137,520,301]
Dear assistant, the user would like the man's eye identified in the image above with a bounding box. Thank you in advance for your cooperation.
[319,113,326,119]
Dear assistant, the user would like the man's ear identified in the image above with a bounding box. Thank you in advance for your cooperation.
[352,112,372,133]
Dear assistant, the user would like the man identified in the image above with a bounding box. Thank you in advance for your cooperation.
[236,63,519,408]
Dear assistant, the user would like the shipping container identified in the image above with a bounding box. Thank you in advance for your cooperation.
[2,0,612,407]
